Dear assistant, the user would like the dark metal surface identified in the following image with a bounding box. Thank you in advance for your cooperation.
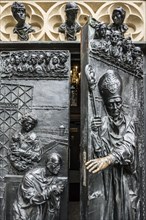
[81,8,145,220]
[58,2,81,41]
[11,2,35,41]
[9,112,42,172]
[0,46,70,220]
[1,50,69,79]
[12,153,66,220]
[0,41,80,61]
[89,8,143,78]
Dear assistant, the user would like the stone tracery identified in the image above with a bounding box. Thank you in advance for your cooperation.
[0,1,145,41]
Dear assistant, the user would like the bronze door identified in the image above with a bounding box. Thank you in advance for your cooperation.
[80,18,145,220]
[0,46,70,220]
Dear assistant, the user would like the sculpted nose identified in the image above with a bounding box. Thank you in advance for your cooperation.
[112,103,117,109]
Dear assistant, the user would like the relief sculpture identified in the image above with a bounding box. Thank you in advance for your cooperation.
[9,112,42,172]
[13,153,65,220]
[0,48,69,220]
[1,51,69,78]
[89,7,143,78]
[85,69,138,220]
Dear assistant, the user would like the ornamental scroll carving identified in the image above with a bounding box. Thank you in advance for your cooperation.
[1,51,69,78]
[0,1,145,41]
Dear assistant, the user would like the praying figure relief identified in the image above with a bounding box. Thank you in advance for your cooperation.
[13,153,65,220]
[85,69,138,220]
[9,112,42,172]
[11,2,35,41]
[58,2,81,41]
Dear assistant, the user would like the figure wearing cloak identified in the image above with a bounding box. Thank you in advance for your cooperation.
[13,153,64,220]
[86,70,138,220]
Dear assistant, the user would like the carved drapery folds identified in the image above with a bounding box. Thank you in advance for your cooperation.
[13,153,66,220]
[0,83,33,184]
[9,112,42,172]
[0,48,70,220]
[0,1,145,41]
[81,5,144,220]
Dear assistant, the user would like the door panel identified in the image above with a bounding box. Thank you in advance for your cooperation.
[81,19,145,220]
[0,48,70,220]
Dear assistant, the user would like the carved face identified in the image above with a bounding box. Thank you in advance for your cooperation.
[47,160,61,175]
[135,56,142,65]
[112,31,121,44]
[99,25,107,38]
[10,57,15,65]
[15,8,26,23]
[22,117,35,132]
[105,30,111,41]
[59,54,68,64]
[112,11,123,25]
[66,10,77,23]
[52,56,59,65]
[105,97,122,118]
[46,53,52,63]
[126,40,132,50]
[30,55,37,65]
[22,53,29,63]
[38,55,44,64]
[132,47,142,58]
[15,56,20,65]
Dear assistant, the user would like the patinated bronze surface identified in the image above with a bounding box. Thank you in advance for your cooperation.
[13,153,65,220]
[0,48,70,220]
[9,112,42,172]
[81,7,144,220]
[89,7,143,78]
[58,2,81,41]
[11,2,35,41]
[2,51,69,78]
[108,7,128,36]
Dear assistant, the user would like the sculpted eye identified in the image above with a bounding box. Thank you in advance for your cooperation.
[116,102,121,106]
[108,103,113,108]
